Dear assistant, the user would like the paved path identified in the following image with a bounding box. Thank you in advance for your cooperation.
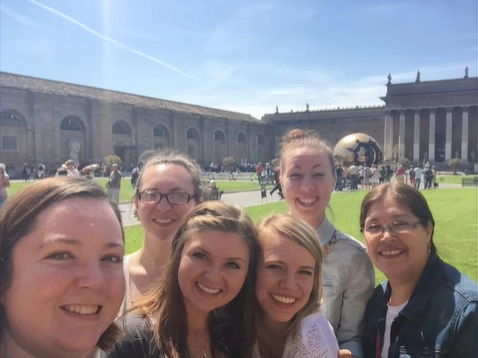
[119,189,283,227]
[119,182,468,227]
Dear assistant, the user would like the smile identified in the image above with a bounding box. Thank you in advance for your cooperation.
[196,282,221,294]
[380,249,405,256]
[60,305,100,315]
[271,294,296,304]
[297,197,318,206]
[153,218,174,224]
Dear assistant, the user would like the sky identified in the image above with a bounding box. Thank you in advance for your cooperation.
[1,0,477,119]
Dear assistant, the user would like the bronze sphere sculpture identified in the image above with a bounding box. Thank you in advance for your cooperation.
[334,133,383,167]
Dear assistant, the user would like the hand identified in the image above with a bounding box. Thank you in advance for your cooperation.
[337,349,353,358]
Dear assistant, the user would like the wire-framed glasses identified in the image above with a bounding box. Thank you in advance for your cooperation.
[363,221,422,236]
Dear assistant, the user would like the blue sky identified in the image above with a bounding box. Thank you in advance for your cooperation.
[1,0,476,118]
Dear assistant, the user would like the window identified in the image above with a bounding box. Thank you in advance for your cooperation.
[187,128,199,140]
[238,133,246,143]
[188,145,195,155]
[60,116,83,131]
[215,131,225,141]
[0,112,22,127]
[258,134,265,145]
[154,125,168,138]
[2,136,17,150]
[112,121,132,135]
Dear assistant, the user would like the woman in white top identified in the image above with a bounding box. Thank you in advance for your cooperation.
[0,163,10,207]
[254,214,339,358]
[119,150,203,315]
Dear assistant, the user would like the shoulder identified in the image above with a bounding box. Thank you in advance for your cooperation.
[300,311,333,330]
[438,262,478,303]
[334,229,366,252]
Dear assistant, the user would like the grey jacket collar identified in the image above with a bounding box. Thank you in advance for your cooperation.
[317,217,335,246]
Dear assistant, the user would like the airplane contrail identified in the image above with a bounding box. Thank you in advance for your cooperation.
[25,0,201,82]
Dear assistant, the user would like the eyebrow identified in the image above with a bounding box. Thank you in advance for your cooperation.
[289,164,323,170]
[366,213,411,221]
[39,237,124,250]
[143,187,189,192]
[264,259,314,271]
[195,247,247,262]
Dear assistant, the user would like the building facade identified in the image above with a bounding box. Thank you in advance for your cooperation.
[1,71,477,177]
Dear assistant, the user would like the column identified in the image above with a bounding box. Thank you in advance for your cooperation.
[461,106,469,161]
[398,110,405,158]
[445,107,452,160]
[413,109,420,161]
[384,111,392,160]
[428,108,435,161]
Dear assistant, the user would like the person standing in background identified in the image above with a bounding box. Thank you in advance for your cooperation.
[106,164,122,204]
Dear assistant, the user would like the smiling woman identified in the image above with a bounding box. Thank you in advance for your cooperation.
[0,177,126,358]
[104,201,261,358]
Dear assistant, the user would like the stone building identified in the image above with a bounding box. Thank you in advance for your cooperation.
[1,70,477,177]
[264,71,478,170]
[0,72,270,176]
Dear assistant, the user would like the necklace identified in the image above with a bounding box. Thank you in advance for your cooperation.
[190,332,209,358]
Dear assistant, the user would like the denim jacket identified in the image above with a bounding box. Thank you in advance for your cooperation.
[362,252,478,358]
[318,218,375,358]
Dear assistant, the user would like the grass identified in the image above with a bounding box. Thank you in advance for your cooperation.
[123,189,478,284]
[438,174,477,185]
[7,179,272,203]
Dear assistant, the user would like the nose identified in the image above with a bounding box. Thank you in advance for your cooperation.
[279,271,298,291]
[76,261,107,290]
[299,176,315,190]
[203,264,222,284]
[155,196,172,211]
[380,227,396,242]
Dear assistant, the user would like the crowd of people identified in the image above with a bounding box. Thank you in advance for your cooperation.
[0,129,476,358]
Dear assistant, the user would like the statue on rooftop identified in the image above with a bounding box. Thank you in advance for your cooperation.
[306,103,309,112]
[465,66,469,79]
[387,73,392,85]
[415,70,421,83]
[275,106,279,114]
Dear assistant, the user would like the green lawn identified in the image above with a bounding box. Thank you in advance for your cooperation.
[438,174,477,185]
[124,189,478,284]
[7,179,271,204]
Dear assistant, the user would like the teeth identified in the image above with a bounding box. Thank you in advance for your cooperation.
[381,249,403,256]
[272,294,296,304]
[154,219,173,224]
[62,305,99,315]
[298,198,316,204]
[197,282,221,294]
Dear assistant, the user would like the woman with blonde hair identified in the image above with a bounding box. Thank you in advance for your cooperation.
[0,177,125,358]
[277,129,375,358]
[254,214,338,358]
[105,201,261,358]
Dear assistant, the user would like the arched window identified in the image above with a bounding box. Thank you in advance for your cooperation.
[112,121,132,135]
[238,133,246,143]
[154,124,169,138]
[215,130,225,141]
[0,111,23,127]
[258,134,265,145]
[60,116,83,131]
[187,128,199,140]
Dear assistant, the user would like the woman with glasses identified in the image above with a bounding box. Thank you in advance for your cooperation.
[361,183,477,358]
[118,150,203,316]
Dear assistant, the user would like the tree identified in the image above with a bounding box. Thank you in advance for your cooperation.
[222,156,236,171]
[104,155,122,169]
[398,157,411,169]
[448,158,461,175]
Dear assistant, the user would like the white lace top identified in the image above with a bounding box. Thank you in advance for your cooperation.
[253,311,339,358]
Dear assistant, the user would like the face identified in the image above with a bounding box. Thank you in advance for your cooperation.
[281,148,336,227]
[1,198,125,358]
[66,163,75,171]
[363,198,433,283]
[255,230,316,324]
[178,230,250,317]
[134,164,197,242]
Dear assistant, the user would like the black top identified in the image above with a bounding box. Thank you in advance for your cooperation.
[101,316,160,358]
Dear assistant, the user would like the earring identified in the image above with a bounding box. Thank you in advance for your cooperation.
[427,242,431,253]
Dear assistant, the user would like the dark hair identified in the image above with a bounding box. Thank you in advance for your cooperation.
[359,182,436,253]
[131,201,260,358]
[279,129,335,177]
[134,149,203,202]
[0,177,124,350]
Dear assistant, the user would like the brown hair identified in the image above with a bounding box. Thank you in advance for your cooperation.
[131,201,260,358]
[134,149,203,201]
[359,182,436,253]
[256,214,324,335]
[279,129,335,177]
[0,177,124,350]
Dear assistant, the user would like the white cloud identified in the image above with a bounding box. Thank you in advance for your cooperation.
[0,4,41,27]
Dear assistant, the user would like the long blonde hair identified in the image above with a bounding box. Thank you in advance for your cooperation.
[256,214,324,335]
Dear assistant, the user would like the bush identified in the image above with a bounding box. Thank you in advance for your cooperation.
[223,156,236,171]
[104,155,122,169]
[448,158,461,175]
[398,157,411,169]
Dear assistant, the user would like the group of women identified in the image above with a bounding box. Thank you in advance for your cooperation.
[0,129,476,358]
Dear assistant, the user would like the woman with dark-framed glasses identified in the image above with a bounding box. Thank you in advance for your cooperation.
[117,150,203,316]
[361,183,477,358]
